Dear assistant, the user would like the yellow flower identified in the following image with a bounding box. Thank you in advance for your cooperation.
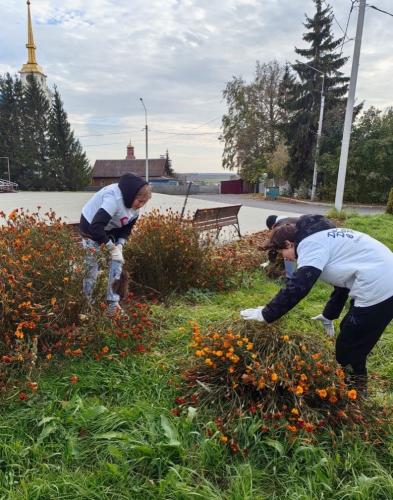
[283,335,289,342]
[291,408,299,416]
[220,434,228,444]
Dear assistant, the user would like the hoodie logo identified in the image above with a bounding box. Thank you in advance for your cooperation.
[120,216,128,226]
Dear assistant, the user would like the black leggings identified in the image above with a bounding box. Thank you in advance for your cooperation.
[336,294,393,375]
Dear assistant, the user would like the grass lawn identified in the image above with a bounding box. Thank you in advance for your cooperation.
[1,215,393,499]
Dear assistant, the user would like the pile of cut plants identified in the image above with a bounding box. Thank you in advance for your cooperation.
[176,320,392,452]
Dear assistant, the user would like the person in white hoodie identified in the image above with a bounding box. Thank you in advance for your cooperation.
[241,214,393,392]
[80,173,151,315]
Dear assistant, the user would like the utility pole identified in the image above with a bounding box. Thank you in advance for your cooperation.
[335,0,367,211]
[294,61,325,201]
[311,74,325,201]
[139,97,149,183]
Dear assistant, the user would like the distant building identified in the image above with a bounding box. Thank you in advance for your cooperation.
[91,141,176,187]
[19,1,50,95]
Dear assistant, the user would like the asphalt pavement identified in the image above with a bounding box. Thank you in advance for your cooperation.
[188,194,385,216]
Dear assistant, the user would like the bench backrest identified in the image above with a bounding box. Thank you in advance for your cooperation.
[193,205,241,231]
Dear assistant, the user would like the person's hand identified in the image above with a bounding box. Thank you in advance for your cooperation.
[311,314,334,337]
[110,244,124,264]
[240,306,265,322]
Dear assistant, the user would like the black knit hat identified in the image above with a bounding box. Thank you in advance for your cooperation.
[118,173,148,208]
[266,215,278,230]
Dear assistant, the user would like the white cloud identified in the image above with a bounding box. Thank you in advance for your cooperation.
[0,0,392,172]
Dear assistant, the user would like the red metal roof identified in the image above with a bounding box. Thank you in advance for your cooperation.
[92,159,167,179]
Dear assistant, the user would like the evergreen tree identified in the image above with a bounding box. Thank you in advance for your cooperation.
[48,87,91,190]
[20,74,51,189]
[164,149,175,177]
[0,74,24,184]
[282,0,349,194]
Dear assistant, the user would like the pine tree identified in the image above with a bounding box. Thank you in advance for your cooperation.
[20,74,51,189]
[48,87,91,190]
[0,74,24,185]
[283,0,349,194]
[164,149,175,177]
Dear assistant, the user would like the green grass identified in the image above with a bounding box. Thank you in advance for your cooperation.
[1,214,393,499]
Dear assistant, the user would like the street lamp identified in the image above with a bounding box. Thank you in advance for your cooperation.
[294,60,325,201]
[0,156,10,183]
[139,97,149,183]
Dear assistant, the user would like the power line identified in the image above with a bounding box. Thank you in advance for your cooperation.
[368,4,393,17]
[339,0,356,54]
[323,0,352,40]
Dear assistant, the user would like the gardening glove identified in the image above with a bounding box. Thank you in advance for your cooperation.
[240,306,265,322]
[311,314,335,337]
[260,261,269,269]
[109,244,124,264]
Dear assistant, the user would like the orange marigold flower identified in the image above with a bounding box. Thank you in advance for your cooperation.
[347,389,357,400]
[257,378,266,390]
[300,373,308,381]
[286,425,297,432]
[246,343,254,350]
[283,335,289,342]
[195,350,204,357]
[271,373,278,382]
[316,389,328,399]
[228,366,235,374]
[70,375,79,384]
[46,353,52,360]
[295,385,304,395]
[27,381,38,392]
[214,350,223,357]
[102,346,110,354]
[329,395,338,404]
[205,358,213,366]
[50,297,57,306]
[220,434,228,444]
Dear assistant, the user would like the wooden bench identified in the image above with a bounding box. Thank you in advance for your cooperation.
[192,205,242,239]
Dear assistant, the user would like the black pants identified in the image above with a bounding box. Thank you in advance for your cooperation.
[336,294,393,376]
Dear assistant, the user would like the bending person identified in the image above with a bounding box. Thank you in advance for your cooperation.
[241,214,393,392]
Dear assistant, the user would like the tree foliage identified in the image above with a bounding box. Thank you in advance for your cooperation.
[0,74,91,190]
[281,0,349,193]
[221,61,285,184]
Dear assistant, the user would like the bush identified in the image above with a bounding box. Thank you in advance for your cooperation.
[124,210,263,296]
[179,320,390,447]
[0,209,155,387]
[0,209,85,363]
[386,187,393,215]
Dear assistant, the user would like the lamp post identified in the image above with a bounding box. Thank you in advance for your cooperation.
[294,61,325,201]
[139,97,149,183]
[0,156,10,183]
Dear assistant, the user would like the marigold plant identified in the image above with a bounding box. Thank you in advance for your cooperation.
[180,320,390,443]
[123,209,264,295]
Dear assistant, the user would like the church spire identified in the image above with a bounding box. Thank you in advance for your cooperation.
[20,0,47,83]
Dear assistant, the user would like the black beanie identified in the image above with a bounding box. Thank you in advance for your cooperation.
[266,215,278,230]
[118,173,148,208]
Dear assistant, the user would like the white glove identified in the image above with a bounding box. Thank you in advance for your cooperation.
[110,244,124,264]
[311,314,335,337]
[240,306,265,322]
[260,262,269,269]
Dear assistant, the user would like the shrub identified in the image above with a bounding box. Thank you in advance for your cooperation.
[386,187,393,215]
[124,210,263,296]
[178,320,390,447]
[0,209,85,365]
[0,209,155,387]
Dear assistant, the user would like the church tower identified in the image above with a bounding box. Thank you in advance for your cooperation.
[19,0,48,90]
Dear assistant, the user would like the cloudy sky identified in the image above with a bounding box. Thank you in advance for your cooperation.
[1,0,392,173]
